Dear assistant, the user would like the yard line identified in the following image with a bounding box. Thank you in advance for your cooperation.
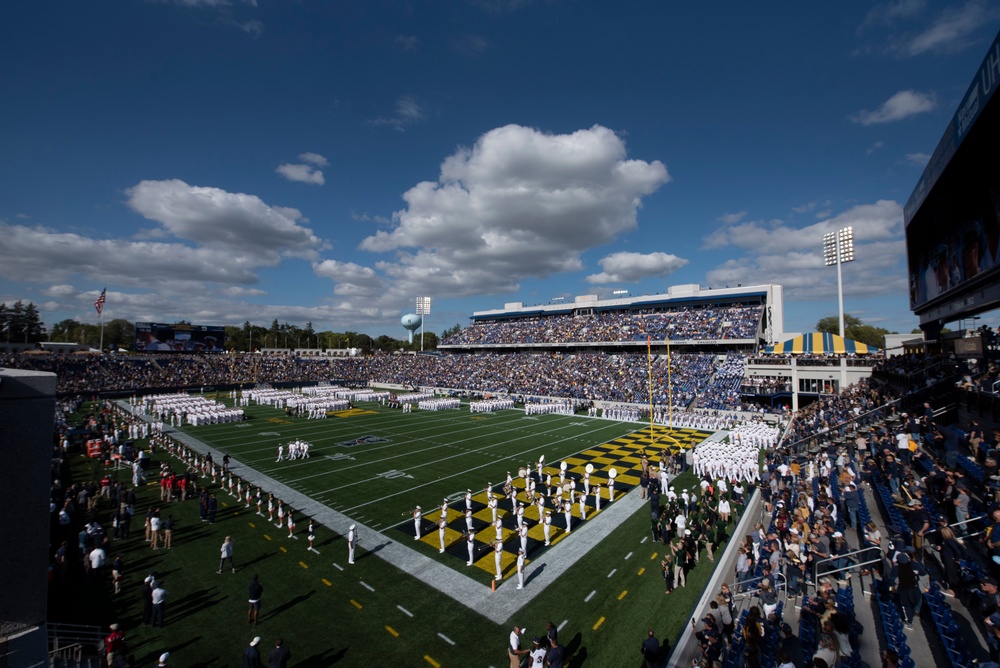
[437,633,456,646]
[322,579,332,586]
[333,563,344,571]
[385,626,399,637]
[624,551,633,560]
[423,656,440,668]
[558,620,567,631]
[617,590,628,600]
[360,581,375,592]
[640,536,648,543]
[339,422,634,513]
[593,616,605,630]
[584,590,596,602]
[607,568,616,578]
[397,605,414,617]
[637,567,645,576]
[350,599,363,609]
[304,414,627,488]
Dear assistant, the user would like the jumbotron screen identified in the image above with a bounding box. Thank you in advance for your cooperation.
[906,31,1000,314]
[134,323,226,353]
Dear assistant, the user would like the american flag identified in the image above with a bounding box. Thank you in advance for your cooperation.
[94,288,106,316]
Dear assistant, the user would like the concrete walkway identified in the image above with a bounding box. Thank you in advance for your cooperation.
[130,402,649,625]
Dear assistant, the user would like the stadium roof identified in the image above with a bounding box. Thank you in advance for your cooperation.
[763,332,880,355]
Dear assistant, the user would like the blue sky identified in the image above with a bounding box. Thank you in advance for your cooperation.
[2,1,999,340]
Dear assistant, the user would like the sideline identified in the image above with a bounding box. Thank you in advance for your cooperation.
[666,488,762,668]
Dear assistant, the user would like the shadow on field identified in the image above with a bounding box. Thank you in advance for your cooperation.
[359,540,391,559]
[297,646,349,666]
[565,632,586,667]
[266,589,316,619]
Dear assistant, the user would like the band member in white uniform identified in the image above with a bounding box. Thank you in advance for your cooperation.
[516,548,526,590]
[413,506,422,540]
[543,511,552,546]
[489,496,499,524]
[593,483,601,511]
[518,523,528,554]
[465,509,474,533]
[466,531,476,566]
[347,524,357,564]
[578,490,587,520]
[494,540,504,580]
[438,518,447,554]
[563,501,572,534]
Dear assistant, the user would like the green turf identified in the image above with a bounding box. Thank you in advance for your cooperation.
[52,398,742,666]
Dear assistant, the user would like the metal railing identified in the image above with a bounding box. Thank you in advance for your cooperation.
[808,544,883,589]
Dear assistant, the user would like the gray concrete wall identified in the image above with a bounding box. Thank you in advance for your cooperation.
[0,368,57,668]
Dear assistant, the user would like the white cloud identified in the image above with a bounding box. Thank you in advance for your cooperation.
[905,0,997,55]
[867,141,885,155]
[395,35,419,53]
[703,201,906,301]
[859,0,927,32]
[298,152,329,167]
[850,90,935,125]
[43,284,77,298]
[318,124,669,304]
[367,95,425,132]
[904,152,931,166]
[586,251,688,284]
[125,179,323,258]
[276,162,325,185]
[717,211,747,225]
[452,34,489,57]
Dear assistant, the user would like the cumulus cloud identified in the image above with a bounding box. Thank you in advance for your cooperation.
[125,179,323,258]
[276,154,328,185]
[317,124,669,304]
[276,163,325,185]
[586,252,688,284]
[850,90,935,125]
[703,201,906,300]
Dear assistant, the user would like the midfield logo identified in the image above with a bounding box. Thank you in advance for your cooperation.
[337,435,389,448]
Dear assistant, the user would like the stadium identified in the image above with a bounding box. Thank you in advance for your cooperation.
[5,11,1000,668]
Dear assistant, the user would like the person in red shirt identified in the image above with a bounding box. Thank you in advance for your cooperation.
[104,623,126,666]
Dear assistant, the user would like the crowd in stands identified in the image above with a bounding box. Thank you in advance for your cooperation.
[3,350,773,412]
[441,305,763,346]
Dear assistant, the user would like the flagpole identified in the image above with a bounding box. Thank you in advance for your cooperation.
[99,311,105,352]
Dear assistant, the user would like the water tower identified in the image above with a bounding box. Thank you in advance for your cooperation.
[401,313,421,344]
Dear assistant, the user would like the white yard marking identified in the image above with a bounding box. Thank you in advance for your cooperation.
[397,605,414,617]
[607,568,617,578]
[584,590,596,602]
[437,633,456,646]
[360,581,375,592]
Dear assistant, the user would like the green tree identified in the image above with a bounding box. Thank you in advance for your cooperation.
[441,323,463,341]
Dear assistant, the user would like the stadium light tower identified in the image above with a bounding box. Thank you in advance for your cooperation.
[823,226,855,337]
[415,297,431,352]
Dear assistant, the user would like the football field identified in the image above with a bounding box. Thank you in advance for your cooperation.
[80,394,731,666]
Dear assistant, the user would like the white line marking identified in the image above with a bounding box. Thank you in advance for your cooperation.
[624,551,633,560]
[640,536,648,544]
[437,632,456,646]
[558,619,568,631]
[360,581,374,592]
[607,568,616,578]
[332,563,344,571]
[585,590,596,602]
[398,605,414,617]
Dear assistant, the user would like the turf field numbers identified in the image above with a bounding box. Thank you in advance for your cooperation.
[324,453,356,462]
[377,469,414,480]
